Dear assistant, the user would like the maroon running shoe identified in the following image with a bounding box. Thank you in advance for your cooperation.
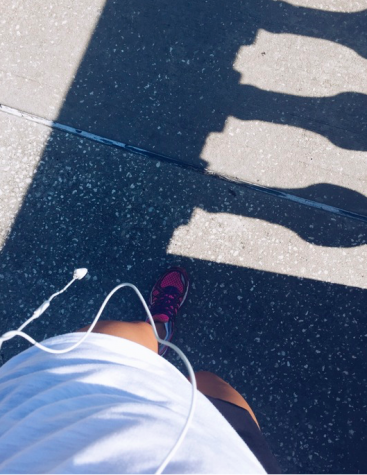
[146,267,189,356]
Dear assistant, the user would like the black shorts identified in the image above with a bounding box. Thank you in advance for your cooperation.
[206,396,281,474]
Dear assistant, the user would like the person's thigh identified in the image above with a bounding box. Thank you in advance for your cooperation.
[193,371,260,428]
[75,321,158,353]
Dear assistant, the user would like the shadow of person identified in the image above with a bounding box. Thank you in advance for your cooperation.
[262,1,367,60]
[56,0,367,163]
[233,85,367,151]
[277,183,367,218]
[199,181,367,247]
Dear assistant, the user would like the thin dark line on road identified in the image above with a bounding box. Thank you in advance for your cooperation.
[1,103,367,225]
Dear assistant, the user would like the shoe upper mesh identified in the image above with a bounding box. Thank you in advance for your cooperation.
[160,272,184,293]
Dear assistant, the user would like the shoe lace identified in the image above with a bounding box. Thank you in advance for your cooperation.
[150,287,181,319]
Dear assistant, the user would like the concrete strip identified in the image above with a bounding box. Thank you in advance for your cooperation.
[202,118,367,210]
[168,207,367,289]
[286,0,366,11]
[0,0,105,119]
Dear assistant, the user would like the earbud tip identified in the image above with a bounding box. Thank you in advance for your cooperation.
[73,268,88,280]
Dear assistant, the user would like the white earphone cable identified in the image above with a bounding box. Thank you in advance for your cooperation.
[0,271,197,474]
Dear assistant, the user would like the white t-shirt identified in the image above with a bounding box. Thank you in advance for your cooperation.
[0,332,265,474]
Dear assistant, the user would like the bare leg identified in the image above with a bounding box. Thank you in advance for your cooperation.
[193,370,260,428]
[75,320,165,354]
[75,324,259,427]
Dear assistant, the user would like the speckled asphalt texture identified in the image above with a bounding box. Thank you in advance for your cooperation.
[1,1,367,473]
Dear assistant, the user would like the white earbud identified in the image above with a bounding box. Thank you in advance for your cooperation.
[73,268,88,280]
